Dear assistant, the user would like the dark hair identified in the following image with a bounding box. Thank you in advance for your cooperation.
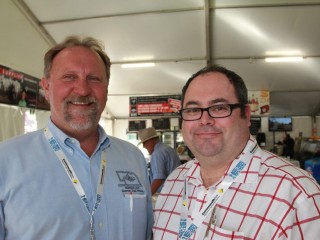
[43,35,111,80]
[181,64,248,117]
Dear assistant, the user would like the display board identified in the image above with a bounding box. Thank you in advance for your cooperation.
[128,120,146,131]
[0,64,50,110]
[268,116,293,132]
[129,95,181,117]
[250,116,261,135]
[152,118,170,130]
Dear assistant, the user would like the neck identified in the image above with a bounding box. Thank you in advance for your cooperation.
[50,119,100,157]
[199,158,232,188]
[198,136,250,188]
[66,128,100,157]
[79,133,99,157]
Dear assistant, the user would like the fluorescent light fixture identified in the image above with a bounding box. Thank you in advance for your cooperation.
[121,62,155,68]
[265,56,303,63]
[266,50,302,56]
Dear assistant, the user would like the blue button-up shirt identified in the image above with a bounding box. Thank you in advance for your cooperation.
[0,119,153,240]
[150,141,181,192]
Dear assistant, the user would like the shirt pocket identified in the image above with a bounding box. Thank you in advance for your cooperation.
[124,193,148,236]
[204,225,245,240]
[124,193,147,212]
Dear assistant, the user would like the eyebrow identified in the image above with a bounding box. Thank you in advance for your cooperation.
[184,98,228,107]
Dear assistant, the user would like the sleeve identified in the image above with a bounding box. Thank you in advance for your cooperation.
[135,148,153,240]
[0,164,5,240]
[150,149,167,180]
[132,145,153,240]
[144,162,154,240]
[283,190,320,239]
[0,201,4,240]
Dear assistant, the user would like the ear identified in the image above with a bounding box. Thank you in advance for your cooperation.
[40,77,50,102]
[245,104,251,127]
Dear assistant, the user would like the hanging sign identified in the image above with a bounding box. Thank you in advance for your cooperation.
[248,90,270,116]
[129,95,181,117]
[0,64,50,110]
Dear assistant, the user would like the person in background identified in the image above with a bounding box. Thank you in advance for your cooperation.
[138,127,180,195]
[153,64,320,239]
[0,35,152,240]
[255,129,266,148]
[282,133,295,159]
[294,131,303,160]
[18,90,27,107]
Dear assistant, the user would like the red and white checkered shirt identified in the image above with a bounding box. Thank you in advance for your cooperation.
[153,136,320,240]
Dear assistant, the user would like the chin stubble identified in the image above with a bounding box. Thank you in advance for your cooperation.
[63,96,100,131]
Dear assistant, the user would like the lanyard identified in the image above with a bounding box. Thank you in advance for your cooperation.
[44,128,107,240]
[179,141,258,240]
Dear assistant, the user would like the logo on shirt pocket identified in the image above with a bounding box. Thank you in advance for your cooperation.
[116,171,145,195]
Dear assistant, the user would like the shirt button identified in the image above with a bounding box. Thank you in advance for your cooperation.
[99,222,103,228]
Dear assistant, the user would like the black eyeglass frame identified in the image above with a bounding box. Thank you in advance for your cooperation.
[179,103,245,121]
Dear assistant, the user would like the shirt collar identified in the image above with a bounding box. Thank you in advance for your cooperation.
[47,118,110,154]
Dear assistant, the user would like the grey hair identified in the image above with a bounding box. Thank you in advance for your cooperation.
[43,35,111,80]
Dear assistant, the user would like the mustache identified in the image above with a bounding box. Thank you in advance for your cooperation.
[65,96,97,104]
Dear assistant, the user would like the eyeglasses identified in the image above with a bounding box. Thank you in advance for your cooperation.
[180,103,244,121]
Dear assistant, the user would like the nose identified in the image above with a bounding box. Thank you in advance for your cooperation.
[74,78,90,96]
[199,109,215,125]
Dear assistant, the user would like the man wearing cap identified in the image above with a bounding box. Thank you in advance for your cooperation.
[138,127,181,195]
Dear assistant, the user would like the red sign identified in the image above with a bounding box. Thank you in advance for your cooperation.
[129,95,181,117]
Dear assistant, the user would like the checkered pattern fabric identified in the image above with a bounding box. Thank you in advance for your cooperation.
[153,136,320,240]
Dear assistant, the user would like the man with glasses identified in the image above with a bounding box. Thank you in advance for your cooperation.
[153,65,320,239]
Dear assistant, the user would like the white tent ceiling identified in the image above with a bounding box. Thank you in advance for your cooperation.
[12,0,320,118]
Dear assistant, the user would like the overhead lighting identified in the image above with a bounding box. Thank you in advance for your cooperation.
[121,62,155,68]
[265,50,302,55]
[265,56,303,63]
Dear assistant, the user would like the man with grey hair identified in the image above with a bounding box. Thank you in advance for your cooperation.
[0,35,152,240]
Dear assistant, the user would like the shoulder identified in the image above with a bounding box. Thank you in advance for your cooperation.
[107,136,145,159]
[0,130,44,152]
[158,160,196,198]
[155,141,167,150]
[0,130,47,173]
[108,136,139,150]
[258,149,320,197]
[155,142,178,155]
[166,160,195,181]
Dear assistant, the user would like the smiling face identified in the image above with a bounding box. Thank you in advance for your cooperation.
[181,72,251,161]
[41,46,108,136]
